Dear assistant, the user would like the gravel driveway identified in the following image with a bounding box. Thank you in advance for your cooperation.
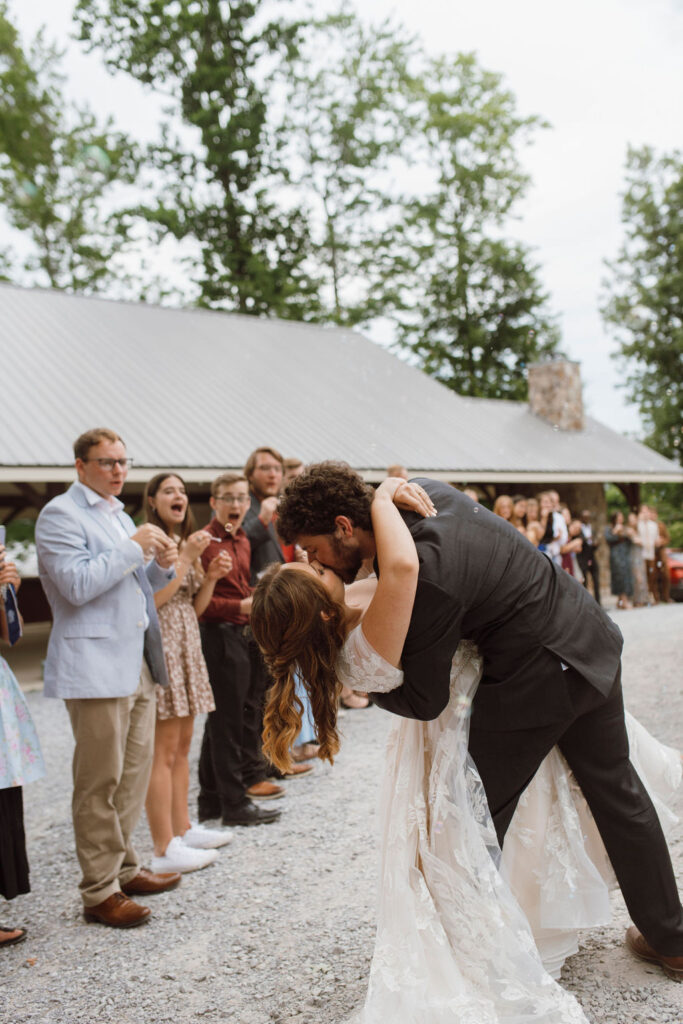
[1,604,681,1024]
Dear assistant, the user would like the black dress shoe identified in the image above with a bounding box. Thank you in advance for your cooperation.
[221,800,281,827]
[197,802,221,823]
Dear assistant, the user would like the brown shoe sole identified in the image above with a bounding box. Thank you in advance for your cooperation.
[626,932,683,982]
[83,910,150,928]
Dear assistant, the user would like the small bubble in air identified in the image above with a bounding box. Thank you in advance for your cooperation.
[473,506,479,513]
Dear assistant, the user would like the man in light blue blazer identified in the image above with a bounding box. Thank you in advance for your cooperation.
[36,428,181,928]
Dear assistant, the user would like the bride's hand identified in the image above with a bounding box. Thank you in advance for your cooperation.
[377,478,437,518]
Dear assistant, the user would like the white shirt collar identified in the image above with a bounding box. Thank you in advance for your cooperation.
[75,480,124,515]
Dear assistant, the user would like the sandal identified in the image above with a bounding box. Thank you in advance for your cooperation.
[0,926,27,948]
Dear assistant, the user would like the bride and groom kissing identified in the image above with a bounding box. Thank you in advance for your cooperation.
[249,463,682,1021]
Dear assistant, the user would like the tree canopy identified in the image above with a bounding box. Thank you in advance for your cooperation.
[602,145,683,464]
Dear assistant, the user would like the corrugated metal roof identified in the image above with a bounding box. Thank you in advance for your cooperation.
[1,284,680,481]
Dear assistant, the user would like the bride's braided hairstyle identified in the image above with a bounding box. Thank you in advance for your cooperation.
[251,563,347,772]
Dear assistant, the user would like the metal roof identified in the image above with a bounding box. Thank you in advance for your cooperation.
[1,284,680,483]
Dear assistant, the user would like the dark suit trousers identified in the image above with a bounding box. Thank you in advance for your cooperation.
[469,665,683,956]
[199,623,251,814]
[241,640,272,787]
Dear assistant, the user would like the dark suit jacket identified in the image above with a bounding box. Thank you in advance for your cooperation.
[242,493,284,585]
[371,480,623,730]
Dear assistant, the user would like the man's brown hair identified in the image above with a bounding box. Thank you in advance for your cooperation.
[211,472,247,498]
[244,446,284,481]
[73,428,124,462]
[277,462,374,543]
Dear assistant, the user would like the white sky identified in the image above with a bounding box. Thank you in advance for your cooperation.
[13,0,683,436]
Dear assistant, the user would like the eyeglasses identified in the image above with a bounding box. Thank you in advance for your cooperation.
[215,495,249,505]
[83,458,132,470]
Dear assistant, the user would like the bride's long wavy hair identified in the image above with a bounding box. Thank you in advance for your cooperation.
[251,563,347,772]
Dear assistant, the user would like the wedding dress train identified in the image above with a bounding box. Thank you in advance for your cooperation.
[336,627,680,1023]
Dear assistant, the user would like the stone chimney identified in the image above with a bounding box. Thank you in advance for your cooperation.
[527,359,584,431]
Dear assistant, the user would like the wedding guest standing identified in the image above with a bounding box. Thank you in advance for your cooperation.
[197,473,281,827]
[606,510,633,610]
[627,512,648,607]
[36,428,181,928]
[0,553,45,948]
[143,474,233,875]
[577,510,601,605]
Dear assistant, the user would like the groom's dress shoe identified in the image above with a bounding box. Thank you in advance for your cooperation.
[626,926,683,981]
[121,868,181,895]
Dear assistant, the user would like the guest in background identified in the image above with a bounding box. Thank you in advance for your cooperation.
[638,504,658,604]
[627,512,648,607]
[511,495,528,530]
[462,487,479,501]
[561,517,584,580]
[492,495,514,522]
[198,473,281,827]
[653,509,673,604]
[243,447,311,787]
[143,474,232,875]
[577,510,601,605]
[0,552,45,948]
[387,464,409,480]
[606,510,634,609]
[525,497,543,547]
[283,458,305,487]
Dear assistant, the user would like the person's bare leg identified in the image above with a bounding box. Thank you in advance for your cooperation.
[171,716,194,837]
[145,717,181,857]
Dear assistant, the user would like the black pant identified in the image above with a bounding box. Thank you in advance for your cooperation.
[241,640,272,787]
[199,623,252,814]
[469,665,683,956]
[578,556,601,604]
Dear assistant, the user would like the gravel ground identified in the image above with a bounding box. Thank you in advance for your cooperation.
[1,604,681,1024]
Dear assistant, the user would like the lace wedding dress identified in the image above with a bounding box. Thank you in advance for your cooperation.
[336,626,680,1023]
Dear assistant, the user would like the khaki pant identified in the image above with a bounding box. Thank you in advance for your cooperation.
[65,664,156,907]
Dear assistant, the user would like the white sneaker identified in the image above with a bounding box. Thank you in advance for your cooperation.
[151,836,219,874]
[182,822,233,850]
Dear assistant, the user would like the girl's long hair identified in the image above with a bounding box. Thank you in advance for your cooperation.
[251,563,347,772]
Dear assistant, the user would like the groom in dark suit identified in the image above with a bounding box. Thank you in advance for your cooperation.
[278,463,683,981]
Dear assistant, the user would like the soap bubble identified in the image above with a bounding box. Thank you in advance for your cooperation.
[78,145,111,171]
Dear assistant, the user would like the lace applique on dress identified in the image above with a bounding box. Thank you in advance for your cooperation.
[336,625,404,694]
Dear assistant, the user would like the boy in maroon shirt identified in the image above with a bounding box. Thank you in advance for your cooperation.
[197,474,281,827]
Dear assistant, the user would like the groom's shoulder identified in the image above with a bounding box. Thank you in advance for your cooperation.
[409,478,476,517]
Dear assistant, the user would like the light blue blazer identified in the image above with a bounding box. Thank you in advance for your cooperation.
[36,482,173,699]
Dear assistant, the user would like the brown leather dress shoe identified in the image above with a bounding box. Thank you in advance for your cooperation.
[246,780,284,800]
[83,892,150,928]
[121,868,182,896]
[626,925,683,981]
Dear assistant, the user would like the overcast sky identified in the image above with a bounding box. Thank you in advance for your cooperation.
[14,0,683,436]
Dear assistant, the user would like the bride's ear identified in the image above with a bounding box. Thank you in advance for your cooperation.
[334,515,354,537]
[320,610,331,622]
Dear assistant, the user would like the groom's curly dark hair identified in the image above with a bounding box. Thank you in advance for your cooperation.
[277,462,374,543]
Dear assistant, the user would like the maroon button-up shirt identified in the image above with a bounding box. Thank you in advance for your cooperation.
[199,517,252,625]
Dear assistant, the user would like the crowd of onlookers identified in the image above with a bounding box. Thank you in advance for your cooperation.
[486,488,674,610]
[0,445,678,946]
[1,433,332,942]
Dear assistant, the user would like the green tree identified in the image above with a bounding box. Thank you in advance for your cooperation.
[602,145,683,464]
[75,0,322,316]
[391,54,561,399]
[0,3,141,293]
[275,7,417,326]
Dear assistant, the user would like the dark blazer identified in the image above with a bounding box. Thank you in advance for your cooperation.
[371,480,623,729]
[242,493,284,584]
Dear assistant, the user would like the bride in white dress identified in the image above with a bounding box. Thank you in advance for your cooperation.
[250,479,680,1023]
